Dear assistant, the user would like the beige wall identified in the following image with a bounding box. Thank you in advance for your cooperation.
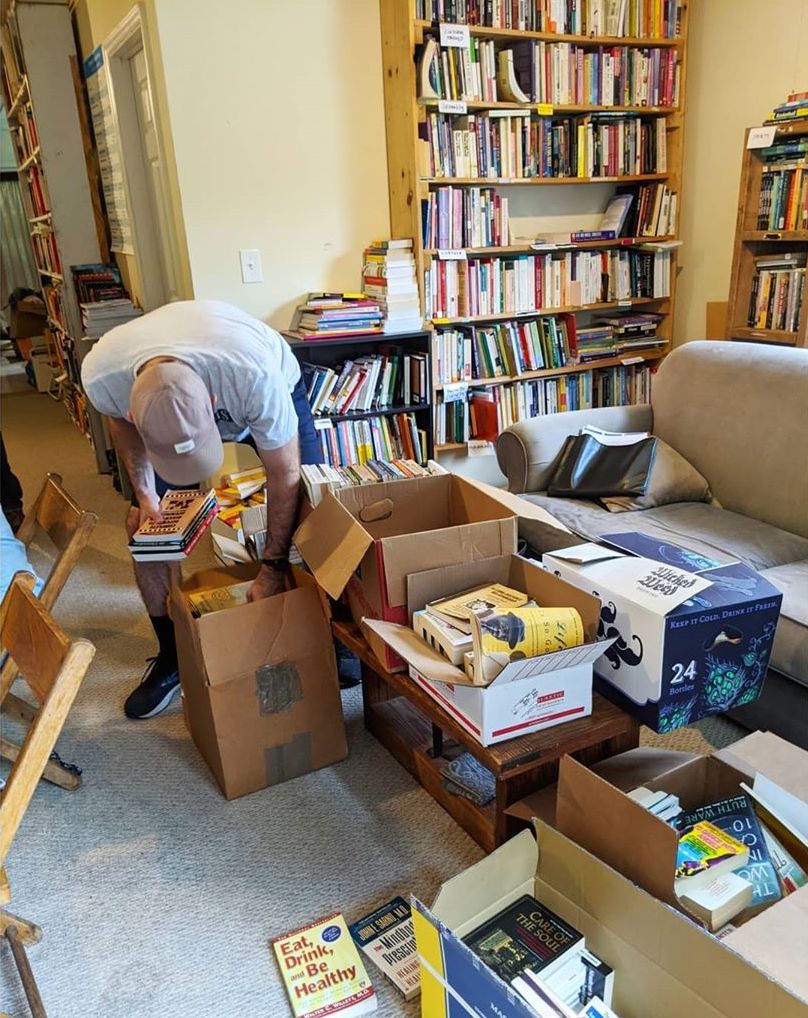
[152,0,391,330]
[675,0,808,343]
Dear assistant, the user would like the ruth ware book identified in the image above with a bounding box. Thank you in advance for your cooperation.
[463,893,583,986]
[272,912,377,1018]
[128,489,218,562]
[348,897,419,1000]
[673,794,782,911]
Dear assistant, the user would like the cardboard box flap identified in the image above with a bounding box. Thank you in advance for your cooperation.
[360,618,477,686]
[714,731,808,805]
[293,492,373,599]
[556,755,679,906]
[463,479,573,532]
[431,827,538,937]
[491,637,615,686]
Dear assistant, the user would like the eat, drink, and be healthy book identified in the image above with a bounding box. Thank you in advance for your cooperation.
[348,896,419,1000]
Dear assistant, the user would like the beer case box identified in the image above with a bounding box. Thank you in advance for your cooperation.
[363,554,612,746]
[412,821,807,1018]
[294,475,567,671]
[542,533,782,733]
[552,732,808,1007]
[170,563,347,800]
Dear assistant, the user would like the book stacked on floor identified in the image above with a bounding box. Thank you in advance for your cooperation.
[301,459,447,506]
[128,488,218,562]
[301,350,428,417]
[361,240,422,335]
[747,253,806,331]
[316,413,427,468]
[289,293,384,340]
[765,90,808,124]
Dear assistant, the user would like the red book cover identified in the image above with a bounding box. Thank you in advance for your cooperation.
[470,396,498,442]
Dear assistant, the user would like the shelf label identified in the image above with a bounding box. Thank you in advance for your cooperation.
[468,439,495,457]
[620,356,645,365]
[443,382,468,404]
[536,103,554,116]
[313,418,332,431]
[439,23,470,47]
[432,317,451,325]
[746,126,777,149]
[437,248,467,260]
[618,299,632,307]
[438,99,468,115]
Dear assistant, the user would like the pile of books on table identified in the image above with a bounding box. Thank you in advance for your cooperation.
[362,239,422,335]
[128,488,218,562]
[288,292,384,340]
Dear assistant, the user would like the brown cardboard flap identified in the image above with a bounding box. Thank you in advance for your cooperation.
[714,731,808,803]
[464,479,573,531]
[293,492,373,599]
[360,618,478,686]
[556,755,679,906]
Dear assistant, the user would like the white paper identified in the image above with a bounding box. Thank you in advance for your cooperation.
[439,23,470,47]
[442,381,468,404]
[546,543,626,565]
[438,249,467,260]
[438,99,468,114]
[746,125,777,149]
[598,557,713,613]
[467,439,495,457]
[580,426,650,446]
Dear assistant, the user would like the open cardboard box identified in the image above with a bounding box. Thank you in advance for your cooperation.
[553,731,808,1004]
[294,474,569,671]
[170,562,347,800]
[412,821,806,1018]
[363,554,614,746]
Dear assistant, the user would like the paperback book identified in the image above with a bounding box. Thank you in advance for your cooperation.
[426,583,528,634]
[470,603,585,683]
[348,897,419,1000]
[674,821,749,894]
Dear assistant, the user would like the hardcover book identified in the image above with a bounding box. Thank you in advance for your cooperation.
[272,912,377,1018]
[462,893,583,985]
[132,489,217,544]
[348,896,419,1000]
[673,795,782,910]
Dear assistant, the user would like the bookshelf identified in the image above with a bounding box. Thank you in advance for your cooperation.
[378,0,690,456]
[286,330,434,466]
[1,0,108,468]
[726,120,808,348]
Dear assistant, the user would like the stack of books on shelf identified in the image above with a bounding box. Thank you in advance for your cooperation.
[72,263,142,339]
[414,0,683,37]
[128,489,218,562]
[624,182,678,237]
[31,226,61,276]
[747,253,806,332]
[756,137,808,232]
[422,111,666,180]
[301,459,447,506]
[599,312,666,353]
[80,299,142,339]
[574,323,616,362]
[362,240,422,334]
[301,349,428,417]
[316,412,427,469]
[765,90,808,125]
[289,292,384,340]
[422,186,509,250]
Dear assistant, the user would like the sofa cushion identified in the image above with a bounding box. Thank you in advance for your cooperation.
[758,562,808,690]
[601,439,714,513]
[517,495,808,572]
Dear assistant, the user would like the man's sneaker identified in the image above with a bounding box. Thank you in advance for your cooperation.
[335,640,361,689]
[124,656,180,719]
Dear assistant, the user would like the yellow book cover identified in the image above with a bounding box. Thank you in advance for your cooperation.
[471,604,585,683]
[186,580,253,617]
[427,584,529,634]
[272,912,377,1018]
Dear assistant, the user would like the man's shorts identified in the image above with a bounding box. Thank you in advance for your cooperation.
[131,375,324,505]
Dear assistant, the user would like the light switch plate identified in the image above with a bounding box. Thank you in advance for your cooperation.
[239,248,263,284]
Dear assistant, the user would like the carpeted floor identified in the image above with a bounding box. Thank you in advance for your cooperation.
[0,385,747,1018]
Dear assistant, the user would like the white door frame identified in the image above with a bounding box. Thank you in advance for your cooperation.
[104,4,182,308]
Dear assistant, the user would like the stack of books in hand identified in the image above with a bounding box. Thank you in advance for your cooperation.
[362,240,422,335]
[128,488,218,561]
[289,292,384,340]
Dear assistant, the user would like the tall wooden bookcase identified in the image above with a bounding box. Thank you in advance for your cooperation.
[726,120,808,348]
[1,0,108,468]
[379,0,690,458]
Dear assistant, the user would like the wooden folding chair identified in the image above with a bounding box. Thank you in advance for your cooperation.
[2,473,97,790]
[1,575,95,1017]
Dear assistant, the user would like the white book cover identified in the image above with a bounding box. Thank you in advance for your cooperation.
[348,898,419,1000]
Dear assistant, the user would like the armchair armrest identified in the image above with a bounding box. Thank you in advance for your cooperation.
[496,404,654,493]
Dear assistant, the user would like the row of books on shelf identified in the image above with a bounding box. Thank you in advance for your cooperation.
[31,229,61,276]
[301,350,428,417]
[26,164,50,218]
[422,110,667,180]
[419,34,680,108]
[424,247,671,318]
[433,312,663,381]
[436,362,653,443]
[361,240,423,334]
[757,163,808,232]
[300,459,446,505]
[10,108,38,162]
[43,285,66,334]
[414,0,684,37]
[747,255,806,333]
[316,412,428,468]
[0,19,25,100]
[765,89,808,125]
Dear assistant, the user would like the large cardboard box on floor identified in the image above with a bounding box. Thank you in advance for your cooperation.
[363,554,613,745]
[543,533,782,732]
[412,820,807,1018]
[552,732,808,1006]
[170,563,347,800]
[294,475,563,671]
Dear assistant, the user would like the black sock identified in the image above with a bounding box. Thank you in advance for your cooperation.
[149,614,178,669]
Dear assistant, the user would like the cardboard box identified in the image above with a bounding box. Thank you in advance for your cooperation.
[170,563,347,799]
[412,822,807,1018]
[553,732,808,1005]
[543,533,783,732]
[294,474,527,670]
[363,554,613,745]
[9,295,46,339]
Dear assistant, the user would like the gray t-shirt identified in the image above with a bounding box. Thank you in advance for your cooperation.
[81,300,301,450]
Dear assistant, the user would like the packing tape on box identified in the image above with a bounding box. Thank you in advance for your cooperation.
[265,732,312,785]
[255,662,303,714]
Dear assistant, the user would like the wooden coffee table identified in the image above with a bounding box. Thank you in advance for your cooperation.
[334,621,640,852]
